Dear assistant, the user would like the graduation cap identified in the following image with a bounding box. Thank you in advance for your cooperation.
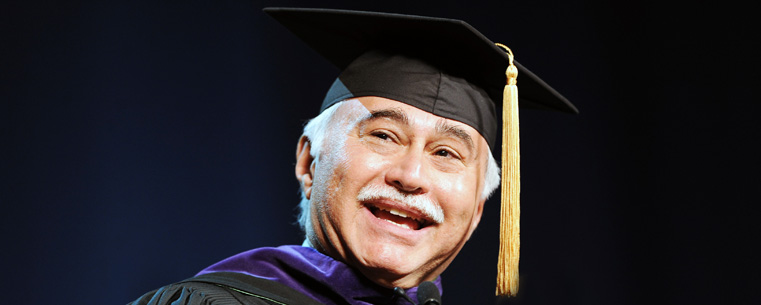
[264,7,578,296]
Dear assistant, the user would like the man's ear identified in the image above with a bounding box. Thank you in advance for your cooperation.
[295,135,315,199]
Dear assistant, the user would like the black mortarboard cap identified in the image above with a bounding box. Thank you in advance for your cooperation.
[264,7,577,149]
[264,7,578,297]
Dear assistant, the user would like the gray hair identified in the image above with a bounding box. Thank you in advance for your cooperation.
[297,101,501,233]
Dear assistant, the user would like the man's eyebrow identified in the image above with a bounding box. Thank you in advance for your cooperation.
[359,109,475,153]
[362,108,410,125]
[436,120,475,153]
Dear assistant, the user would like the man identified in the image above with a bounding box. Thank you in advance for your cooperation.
[129,7,576,305]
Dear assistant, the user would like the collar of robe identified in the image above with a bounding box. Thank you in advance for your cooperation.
[197,245,443,305]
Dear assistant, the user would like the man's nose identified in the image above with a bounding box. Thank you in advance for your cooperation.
[385,150,430,195]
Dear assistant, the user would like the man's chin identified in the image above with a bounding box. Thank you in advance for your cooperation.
[348,253,439,289]
[356,266,432,289]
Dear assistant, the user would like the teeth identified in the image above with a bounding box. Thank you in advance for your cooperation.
[388,208,409,219]
[382,218,413,230]
[387,208,421,223]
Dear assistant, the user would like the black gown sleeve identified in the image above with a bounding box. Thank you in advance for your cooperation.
[128,281,266,305]
[128,272,325,305]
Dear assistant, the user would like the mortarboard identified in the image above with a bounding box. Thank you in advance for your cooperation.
[264,7,578,296]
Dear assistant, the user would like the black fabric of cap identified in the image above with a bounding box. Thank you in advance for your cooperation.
[264,7,578,148]
[322,50,498,146]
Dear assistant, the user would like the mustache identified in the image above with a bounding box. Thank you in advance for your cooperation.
[356,184,444,224]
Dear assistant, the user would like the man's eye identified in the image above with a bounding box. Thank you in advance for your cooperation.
[435,149,453,158]
[372,132,390,140]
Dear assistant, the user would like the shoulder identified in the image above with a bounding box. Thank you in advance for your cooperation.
[128,272,325,305]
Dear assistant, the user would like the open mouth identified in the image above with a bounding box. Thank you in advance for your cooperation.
[366,204,432,231]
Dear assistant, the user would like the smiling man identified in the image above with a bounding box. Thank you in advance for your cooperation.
[299,96,492,290]
[129,7,576,305]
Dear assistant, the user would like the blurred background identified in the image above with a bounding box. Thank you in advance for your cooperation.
[2,1,759,304]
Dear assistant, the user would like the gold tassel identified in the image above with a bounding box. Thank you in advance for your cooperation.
[495,43,520,296]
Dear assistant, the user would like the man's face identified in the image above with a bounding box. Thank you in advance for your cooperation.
[298,97,488,288]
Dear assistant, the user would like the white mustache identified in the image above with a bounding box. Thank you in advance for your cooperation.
[357,184,444,224]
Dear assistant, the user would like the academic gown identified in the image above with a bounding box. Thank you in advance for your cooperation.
[128,245,442,305]
[129,272,325,305]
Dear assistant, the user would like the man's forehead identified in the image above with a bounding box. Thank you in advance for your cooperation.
[342,97,490,151]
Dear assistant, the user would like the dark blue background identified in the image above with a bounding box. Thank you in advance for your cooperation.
[3,1,759,304]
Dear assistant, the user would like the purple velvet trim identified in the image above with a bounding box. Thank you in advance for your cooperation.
[197,245,443,305]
